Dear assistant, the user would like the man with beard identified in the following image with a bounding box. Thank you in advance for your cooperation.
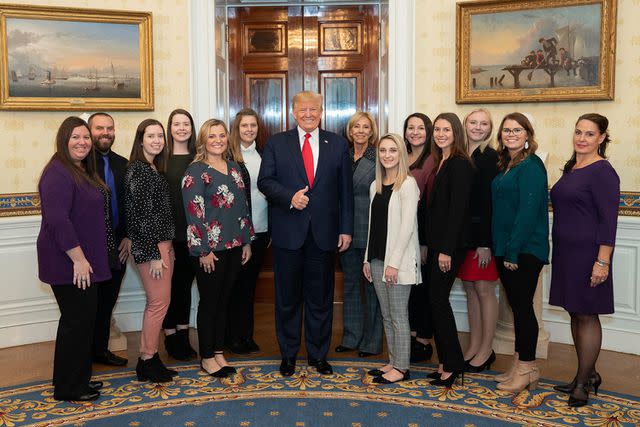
[89,112,130,367]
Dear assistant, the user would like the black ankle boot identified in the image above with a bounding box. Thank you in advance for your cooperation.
[136,354,172,383]
[410,341,433,363]
[177,329,197,358]
[150,352,178,377]
[165,333,189,361]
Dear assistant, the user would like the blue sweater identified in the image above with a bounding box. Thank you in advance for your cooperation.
[491,154,549,264]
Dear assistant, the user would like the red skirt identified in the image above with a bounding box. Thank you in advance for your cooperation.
[457,249,499,281]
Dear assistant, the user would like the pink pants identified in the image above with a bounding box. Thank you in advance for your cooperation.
[137,241,174,356]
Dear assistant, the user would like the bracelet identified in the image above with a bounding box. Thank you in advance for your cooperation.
[595,259,610,267]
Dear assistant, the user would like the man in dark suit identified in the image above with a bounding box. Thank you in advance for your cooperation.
[258,91,354,376]
[89,112,130,367]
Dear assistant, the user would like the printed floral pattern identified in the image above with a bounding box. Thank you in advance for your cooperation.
[182,161,254,255]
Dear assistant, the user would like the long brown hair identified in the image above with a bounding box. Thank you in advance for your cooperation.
[229,108,266,163]
[194,119,230,164]
[496,112,537,170]
[430,112,471,169]
[166,109,196,155]
[562,113,611,174]
[128,119,169,172]
[41,116,105,190]
[403,112,433,169]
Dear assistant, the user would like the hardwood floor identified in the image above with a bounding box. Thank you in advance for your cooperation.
[1,303,638,396]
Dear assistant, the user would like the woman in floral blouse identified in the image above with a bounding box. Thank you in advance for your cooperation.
[125,119,177,383]
[182,118,254,378]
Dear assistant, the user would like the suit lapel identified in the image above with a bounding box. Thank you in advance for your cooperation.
[313,129,330,187]
[286,129,310,186]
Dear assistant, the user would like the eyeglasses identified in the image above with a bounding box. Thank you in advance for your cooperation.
[501,127,525,135]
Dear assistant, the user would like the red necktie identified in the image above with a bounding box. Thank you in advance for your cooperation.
[302,133,314,187]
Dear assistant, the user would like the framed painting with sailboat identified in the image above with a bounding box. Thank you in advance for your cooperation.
[456,0,617,104]
[0,4,153,110]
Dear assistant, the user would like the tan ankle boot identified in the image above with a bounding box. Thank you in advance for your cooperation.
[494,352,519,383]
[496,360,539,393]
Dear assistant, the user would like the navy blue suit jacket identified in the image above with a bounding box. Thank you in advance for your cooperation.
[258,128,354,251]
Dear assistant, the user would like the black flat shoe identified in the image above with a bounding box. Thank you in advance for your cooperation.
[430,370,464,387]
[200,362,229,378]
[220,365,237,375]
[308,359,333,375]
[242,338,260,354]
[93,350,128,366]
[466,350,496,373]
[367,368,388,376]
[54,390,100,402]
[373,368,410,384]
[280,357,296,377]
[226,340,250,355]
[88,381,103,391]
[334,345,355,353]
[358,351,378,358]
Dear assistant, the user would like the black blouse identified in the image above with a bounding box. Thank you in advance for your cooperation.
[367,183,393,262]
[124,160,176,264]
[166,154,194,242]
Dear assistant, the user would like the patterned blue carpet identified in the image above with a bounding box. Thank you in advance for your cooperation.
[1,359,638,426]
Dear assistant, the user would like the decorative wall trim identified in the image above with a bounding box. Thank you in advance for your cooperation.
[4,191,640,217]
[2,213,639,355]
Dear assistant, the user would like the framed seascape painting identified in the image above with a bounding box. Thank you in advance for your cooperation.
[0,4,153,110]
[456,0,617,103]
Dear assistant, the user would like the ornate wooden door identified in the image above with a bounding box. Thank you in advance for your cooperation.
[228,5,379,139]
[227,5,380,302]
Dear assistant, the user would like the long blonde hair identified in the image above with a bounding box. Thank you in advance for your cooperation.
[193,119,229,164]
[375,133,410,194]
[463,108,494,153]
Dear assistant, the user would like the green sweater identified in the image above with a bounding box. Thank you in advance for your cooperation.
[491,155,549,264]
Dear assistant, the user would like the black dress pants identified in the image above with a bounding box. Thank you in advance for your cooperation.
[273,228,335,360]
[195,246,242,358]
[409,262,434,339]
[427,248,465,373]
[51,283,98,397]
[495,254,544,361]
[163,240,197,328]
[93,263,125,355]
[226,232,269,343]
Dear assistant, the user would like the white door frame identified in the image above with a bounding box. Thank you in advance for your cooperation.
[188,0,415,132]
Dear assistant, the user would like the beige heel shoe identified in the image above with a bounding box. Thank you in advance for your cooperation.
[495,352,519,383]
[496,360,539,393]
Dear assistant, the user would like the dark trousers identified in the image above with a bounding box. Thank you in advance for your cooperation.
[195,247,242,358]
[92,263,125,355]
[51,283,97,397]
[496,254,544,361]
[339,247,383,353]
[163,241,197,328]
[273,228,335,360]
[409,262,434,339]
[428,248,465,372]
[226,232,269,343]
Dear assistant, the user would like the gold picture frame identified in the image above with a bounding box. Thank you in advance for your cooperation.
[0,3,153,110]
[456,0,617,104]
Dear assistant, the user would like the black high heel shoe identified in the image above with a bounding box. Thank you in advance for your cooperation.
[554,372,602,395]
[568,383,589,407]
[426,371,442,379]
[466,351,496,373]
[430,370,464,387]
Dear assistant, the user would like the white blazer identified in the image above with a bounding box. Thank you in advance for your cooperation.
[364,176,422,285]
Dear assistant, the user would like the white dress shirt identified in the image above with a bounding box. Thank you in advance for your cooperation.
[297,126,319,175]
[241,141,268,233]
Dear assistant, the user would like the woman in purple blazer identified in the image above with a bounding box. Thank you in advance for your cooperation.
[37,116,114,402]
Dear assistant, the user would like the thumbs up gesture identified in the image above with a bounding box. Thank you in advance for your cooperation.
[291,185,310,210]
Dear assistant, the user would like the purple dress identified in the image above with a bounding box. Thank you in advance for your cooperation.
[549,160,619,314]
